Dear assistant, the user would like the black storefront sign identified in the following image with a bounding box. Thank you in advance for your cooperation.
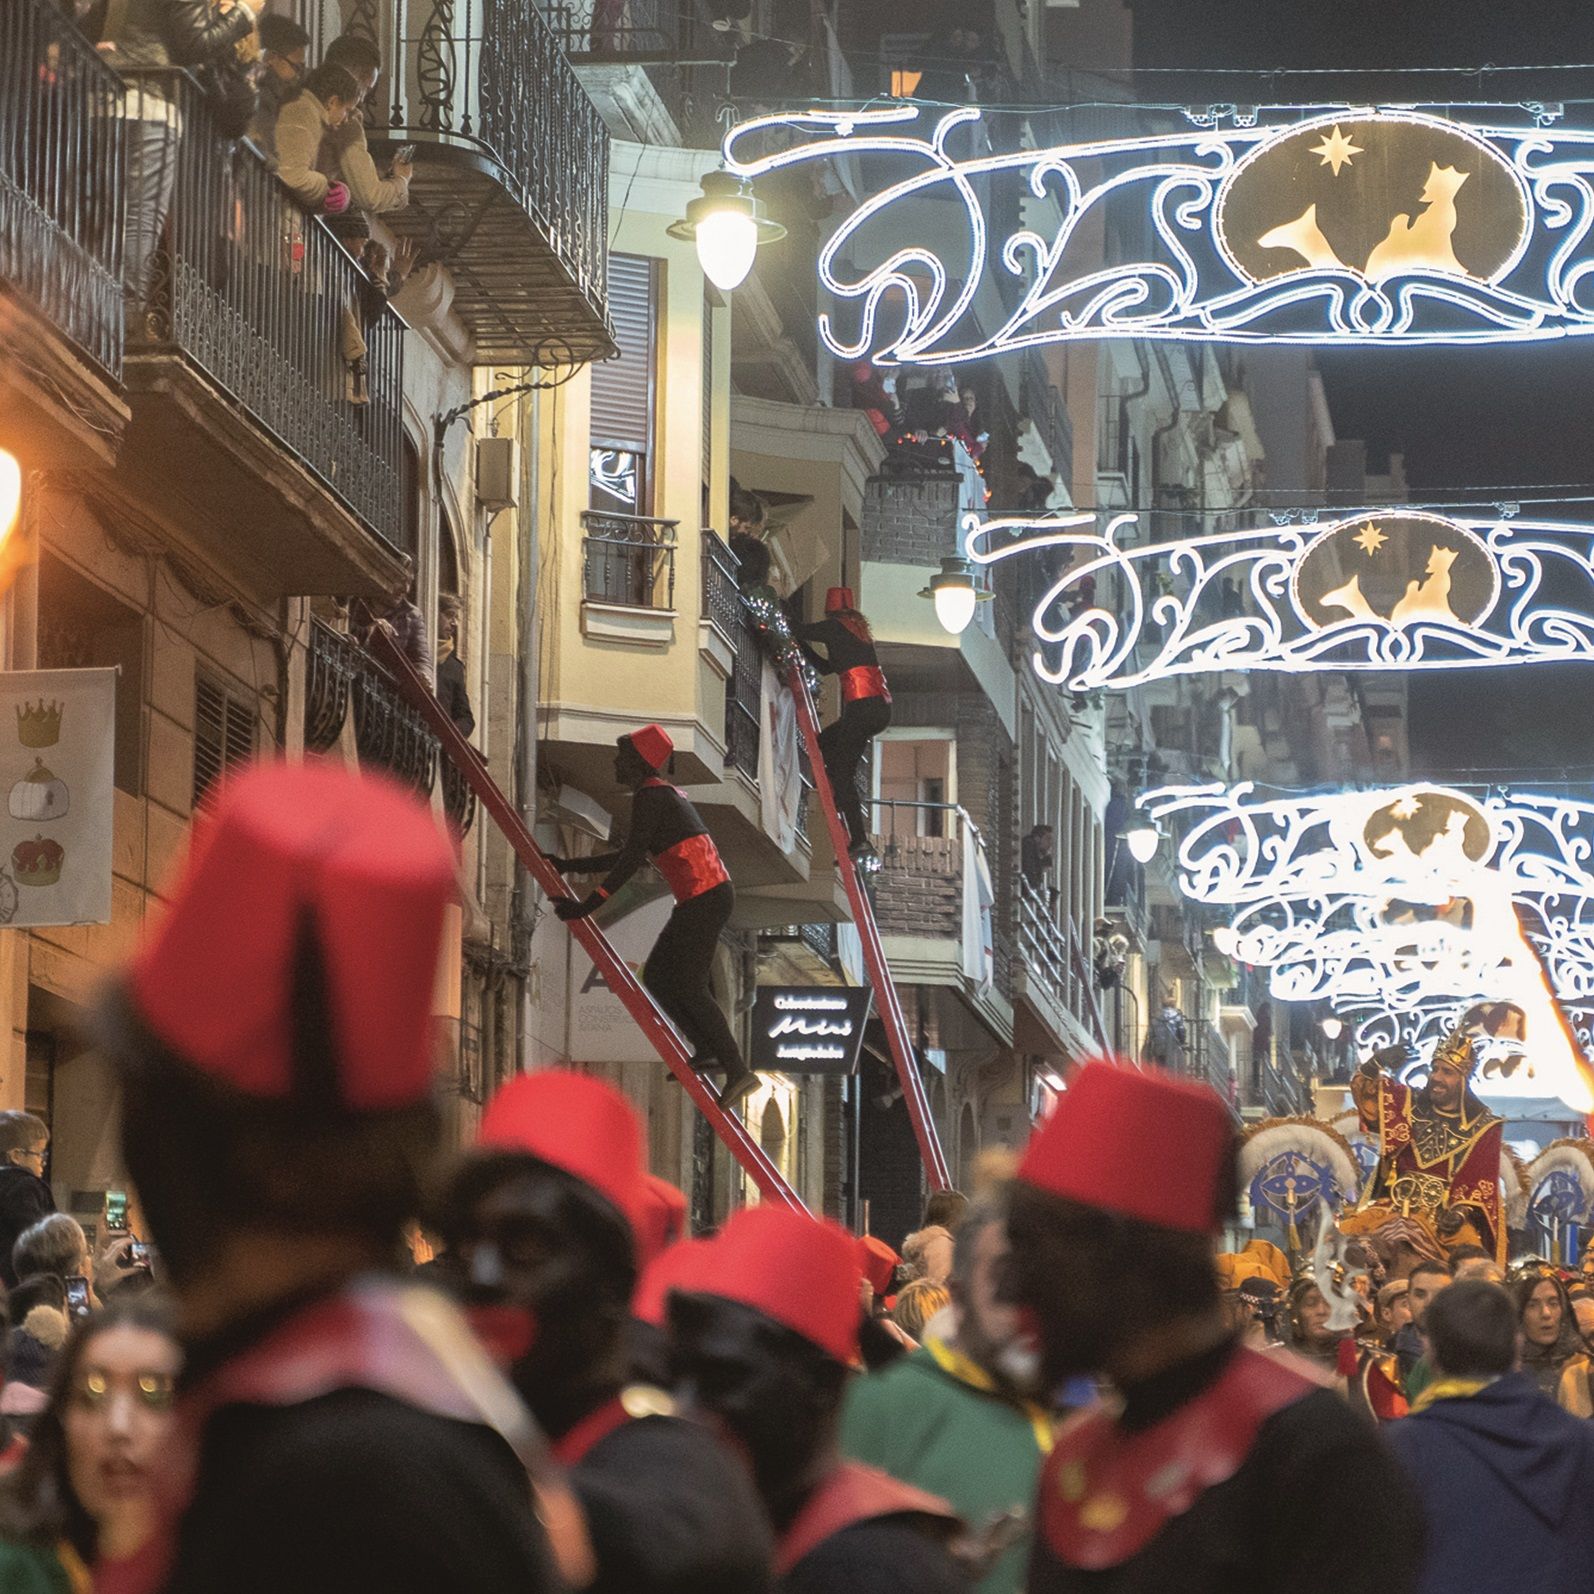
[750,985,872,1076]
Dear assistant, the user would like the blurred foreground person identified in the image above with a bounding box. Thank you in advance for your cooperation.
[843,1198,1053,1594]
[93,764,560,1594]
[0,1302,179,1592]
[439,1068,772,1594]
[669,1206,966,1593]
[1388,1280,1594,1594]
[1003,1060,1423,1594]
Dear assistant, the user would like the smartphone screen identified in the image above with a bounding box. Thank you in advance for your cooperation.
[104,1190,128,1232]
[65,1276,90,1315]
[129,1240,150,1266]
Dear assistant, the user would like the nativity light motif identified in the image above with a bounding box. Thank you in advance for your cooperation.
[723,103,1594,353]
[963,509,1594,691]
[1147,782,1594,1108]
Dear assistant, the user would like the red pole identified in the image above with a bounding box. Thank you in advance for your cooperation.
[366,628,807,1212]
[787,666,953,1190]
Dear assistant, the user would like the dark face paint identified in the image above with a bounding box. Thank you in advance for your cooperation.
[668,1295,844,1528]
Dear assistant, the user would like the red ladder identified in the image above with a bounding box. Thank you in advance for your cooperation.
[367,629,807,1212]
[788,666,952,1189]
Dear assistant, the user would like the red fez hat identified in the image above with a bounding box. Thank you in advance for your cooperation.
[857,1234,900,1297]
[689,1206,861,1364]
[632,1237,711,1328]
[1017,1059,1234,1235]
[638,1175,688,1264]
[477,1071,648,1248]
[625,723,673,772]
[127,762,455,1112]
[825,587,855,613]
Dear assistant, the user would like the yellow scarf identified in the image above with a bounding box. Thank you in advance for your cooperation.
[1410,1375,1495,1413]
[922,1336,1056,1453]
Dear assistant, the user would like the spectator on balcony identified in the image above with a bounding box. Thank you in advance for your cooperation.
[797,590,892,860]
[273,63,361,216]
[319,33,412,228]
[247,11,307,159]
[436,594,475,740]
[1143,997,1187,1069]
[850,362,903,438]
[356,557,431,680]
[97,0,267,314]
[1020,824,1054,896]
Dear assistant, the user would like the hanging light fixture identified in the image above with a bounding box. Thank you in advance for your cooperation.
[1320,1015,1344,1041]
[667,171,786,292]
[918,556,992,636]
[1124,820,1160,864]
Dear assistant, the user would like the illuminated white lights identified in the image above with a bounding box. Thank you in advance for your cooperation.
[963,509,1594,692]
[723,103,1594,355]
[1124,822,1161,864]
[918,556,990,636]
[0,451,18,548]
[667,171,786,293]
[1147,782,1594,1110]
[1321,1016,1345,1041]
[1210,924,1241,956]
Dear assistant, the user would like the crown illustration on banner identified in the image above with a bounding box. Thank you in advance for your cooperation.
[16,701,62,749]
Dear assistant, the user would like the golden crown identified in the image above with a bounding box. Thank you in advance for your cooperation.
[15,700,61,749]
[1430,1023,1477,1079]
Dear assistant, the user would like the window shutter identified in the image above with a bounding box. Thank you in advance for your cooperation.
[590,254,656,451]
[193,673,257,808]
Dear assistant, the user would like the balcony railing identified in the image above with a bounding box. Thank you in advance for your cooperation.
[725,601,762,783]
[307,616,474,833]
[121,70,404,554]
[701,529,741,649]
[288,0,612,362]
[583,510,677,610]
[1,0,125,379]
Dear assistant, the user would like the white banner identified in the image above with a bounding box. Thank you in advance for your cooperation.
[960,822,995,995]
[0,669,115,929]
[567,890,677,1064]
[758,663,800,853]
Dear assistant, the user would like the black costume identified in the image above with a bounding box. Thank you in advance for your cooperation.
[568,777,742,1072]
[1026,1340,1425,1594]
[797,616,892,851]
[566,1407,774,1594]
[0,1163,53,1290]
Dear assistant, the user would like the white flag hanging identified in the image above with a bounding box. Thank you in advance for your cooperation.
[0,669,115,929]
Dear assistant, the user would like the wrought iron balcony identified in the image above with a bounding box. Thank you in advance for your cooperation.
[0,0,126,449]
[582,510,677,610]
[701,529,742,649]
[287,0,612,364]
[119,70,405,590]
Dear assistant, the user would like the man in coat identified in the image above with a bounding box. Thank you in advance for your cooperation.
[1002,1059,1425,1594]
[1388,1279,1594,1594]
[0,1112,53,1291]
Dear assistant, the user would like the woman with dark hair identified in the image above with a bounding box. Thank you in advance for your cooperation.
[1284,1277,1343,1376]
[0,1300,179,1591]
[798,588,892,859]
[1515,1269,1583,1401]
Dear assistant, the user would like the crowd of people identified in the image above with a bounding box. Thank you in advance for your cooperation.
[0,760,1588,1593]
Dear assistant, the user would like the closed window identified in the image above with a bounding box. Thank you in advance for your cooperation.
[193,673,255,808]
[590,254,658,517]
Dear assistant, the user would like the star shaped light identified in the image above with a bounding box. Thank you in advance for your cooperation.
[1389,795,1422,821]
[1353,521,1387,556]
[1311,125,1364,177]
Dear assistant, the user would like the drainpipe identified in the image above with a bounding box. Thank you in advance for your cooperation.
[514,389,541,1074]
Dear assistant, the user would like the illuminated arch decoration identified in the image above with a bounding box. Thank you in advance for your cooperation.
[962,509,1594,692]
[1143,781,1594,1108]
[723,103,1594,353]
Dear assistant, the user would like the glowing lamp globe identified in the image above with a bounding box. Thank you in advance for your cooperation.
[667,171,786,293]
[918,556,990,636]
[1320,1016,1344,1041]
[1124,823,1160,864]
[0,450,18,546]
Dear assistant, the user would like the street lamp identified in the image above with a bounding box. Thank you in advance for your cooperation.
[1124,820,1160,864]
[0,450,18,547]
[918,556,991,636]
[667,171,786,292]
[1320,1015,1344,1041]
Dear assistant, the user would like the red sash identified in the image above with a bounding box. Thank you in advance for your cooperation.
[776,1461,958,1577]
[552,1396,635,1467]
[96,1283,542,1594]
[655,832,729,903]
[839,665,891,705]
[1039,1347,1321,1569]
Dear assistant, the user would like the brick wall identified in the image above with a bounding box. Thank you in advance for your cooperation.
[872,860,962,939]
[860,472,962,566]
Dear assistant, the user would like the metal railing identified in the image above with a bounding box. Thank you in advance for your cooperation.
[701,529,741,646]
[121,70,404,551]
[1018,882,1074,1008]
[1,0,125,378]
[726,600,762,781]
[582,510,677,610]
[379,0,607,310]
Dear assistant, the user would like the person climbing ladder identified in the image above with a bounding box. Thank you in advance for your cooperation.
[548,724,759,1111]
[798,588,892,861]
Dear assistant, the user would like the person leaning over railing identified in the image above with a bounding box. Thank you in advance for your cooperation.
[94,0,266,311]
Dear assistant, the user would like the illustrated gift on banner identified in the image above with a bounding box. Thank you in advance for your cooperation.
[0,669,115,930]
[726,104,1594,351]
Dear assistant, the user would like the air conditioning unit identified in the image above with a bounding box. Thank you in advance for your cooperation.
[476,436,519,512]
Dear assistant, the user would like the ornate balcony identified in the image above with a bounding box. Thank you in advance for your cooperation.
[119,70,405,597]
[582,510,677,610]
[0,0,128,461]
[289,0,612,364]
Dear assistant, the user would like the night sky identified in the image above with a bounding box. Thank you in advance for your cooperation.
[1128,0,1594,781]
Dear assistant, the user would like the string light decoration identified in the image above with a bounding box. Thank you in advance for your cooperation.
[1143,781,1594,1108]
[723,103,1594,354]
[961,508,1594,691]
